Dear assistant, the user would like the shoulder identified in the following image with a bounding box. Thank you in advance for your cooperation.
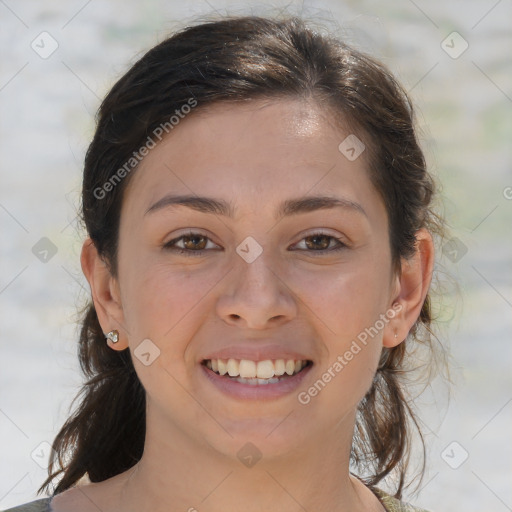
[1,498,52,512]
[372,487,432,512]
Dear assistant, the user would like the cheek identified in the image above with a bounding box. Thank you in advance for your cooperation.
[120,259,223,358]
[118,264,213,401]
[116,222,202,329]
[290,257,389,406]
[291,257,391,342]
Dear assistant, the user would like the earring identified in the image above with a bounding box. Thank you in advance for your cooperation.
[394,333,398,339]
[105,330,119,343]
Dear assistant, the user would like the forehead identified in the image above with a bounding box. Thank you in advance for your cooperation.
[120,98,380,221]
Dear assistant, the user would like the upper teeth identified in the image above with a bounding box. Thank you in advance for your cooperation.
[205,358,307,379]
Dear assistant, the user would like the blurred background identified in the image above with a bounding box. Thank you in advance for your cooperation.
[0,1,511,510]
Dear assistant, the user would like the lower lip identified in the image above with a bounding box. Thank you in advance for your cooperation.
[200,363,313,400]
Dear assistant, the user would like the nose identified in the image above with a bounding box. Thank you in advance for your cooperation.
[215,249,298,330]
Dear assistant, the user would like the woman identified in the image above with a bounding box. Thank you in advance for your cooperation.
[5,15,442,512]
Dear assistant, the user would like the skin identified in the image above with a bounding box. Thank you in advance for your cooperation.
[53,98,434,512]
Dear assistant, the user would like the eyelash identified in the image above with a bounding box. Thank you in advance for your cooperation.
[163,231,347,257]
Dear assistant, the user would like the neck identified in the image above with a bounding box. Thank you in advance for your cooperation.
[115,404,382,512]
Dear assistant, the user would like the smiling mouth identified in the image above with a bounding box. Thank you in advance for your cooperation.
[201,358,313,385]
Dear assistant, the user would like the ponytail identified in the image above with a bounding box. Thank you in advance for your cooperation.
[38,303,145,494]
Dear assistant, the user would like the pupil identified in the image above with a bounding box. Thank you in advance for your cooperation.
[306,235,329,250]
[184,235,205,250]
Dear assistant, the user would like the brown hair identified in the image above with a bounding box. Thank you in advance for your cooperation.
[39,14,444,498]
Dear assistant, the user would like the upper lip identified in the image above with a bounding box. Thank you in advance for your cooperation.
[201,344,313,363]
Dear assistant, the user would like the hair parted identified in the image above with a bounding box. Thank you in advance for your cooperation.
[39,14,445,499]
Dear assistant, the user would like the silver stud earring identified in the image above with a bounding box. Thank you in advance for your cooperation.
[105,330,119,343]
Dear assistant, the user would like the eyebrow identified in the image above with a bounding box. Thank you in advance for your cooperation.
[144,194,367,219]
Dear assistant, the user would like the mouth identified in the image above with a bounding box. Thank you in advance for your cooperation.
[201,358,313,385]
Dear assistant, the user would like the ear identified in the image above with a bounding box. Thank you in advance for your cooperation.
[383,228,435,348]
[80,237,129,350]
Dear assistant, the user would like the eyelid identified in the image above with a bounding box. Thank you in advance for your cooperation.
[290,230,348,252]
[164,230,220,249]
[293,228,348,243]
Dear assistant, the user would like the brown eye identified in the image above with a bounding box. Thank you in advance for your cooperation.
[163,232,219,256]
[304,234,331,250]
[292,232,347,255]
[181,234,208,250]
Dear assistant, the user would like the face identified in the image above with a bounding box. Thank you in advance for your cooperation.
[104,99,401,461]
